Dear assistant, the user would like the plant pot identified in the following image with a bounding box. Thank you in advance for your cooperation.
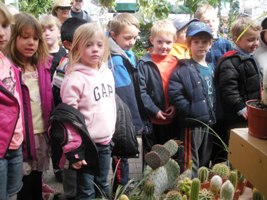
[201,181,210,189]
[233,190,241,200]
[237,180,246,195]
[246,99,267,139]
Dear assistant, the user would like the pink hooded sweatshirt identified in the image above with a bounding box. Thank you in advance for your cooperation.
[60,62,116,152]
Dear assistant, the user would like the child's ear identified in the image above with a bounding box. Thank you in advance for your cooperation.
[110,31,116,39]
[62,40,72,50]
[149,36,154,45]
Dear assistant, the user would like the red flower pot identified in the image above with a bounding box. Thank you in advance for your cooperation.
[246,99,267,139]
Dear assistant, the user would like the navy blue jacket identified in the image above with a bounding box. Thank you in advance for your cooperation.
[138,53,178,117]
[168,59,216,126]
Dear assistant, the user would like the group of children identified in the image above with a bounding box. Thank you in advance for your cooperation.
[1,1,266,199]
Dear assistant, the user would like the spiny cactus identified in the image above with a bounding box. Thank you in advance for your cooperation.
[253,188,265,200]
[197,166,209,183]
[141,179,156,200]
[145,151,163,169]
[229,170,238,190]
[211,163,230,178]
[165,190,183,200]
[163,139,179,157]
[210,175,222,195]
[220,180,235,200]
[144,159,180,196]
[190,178,200,200]
[177,177,192,196]
[151,144,171,166]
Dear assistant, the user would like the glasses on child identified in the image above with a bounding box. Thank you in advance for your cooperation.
[58,7,71,10]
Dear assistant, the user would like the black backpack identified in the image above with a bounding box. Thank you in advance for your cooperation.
[111,95,139,158]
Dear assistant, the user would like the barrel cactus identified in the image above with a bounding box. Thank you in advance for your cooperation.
[211,163,230,178]
[253,188,265,200]
[119,194,130,200]
[165,190,183,200]
[229,170,238,190]
[210,175,222,195]
[141,179,156,200]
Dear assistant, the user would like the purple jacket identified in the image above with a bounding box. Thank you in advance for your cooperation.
[21,57,54,160]
[0,66,24,158]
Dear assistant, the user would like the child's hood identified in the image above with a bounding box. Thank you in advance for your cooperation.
[72,63,107,75]
[108,36,129,59]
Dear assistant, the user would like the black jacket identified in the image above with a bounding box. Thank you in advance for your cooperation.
[169,59,216,126]
[216,50,262,122]
[49,103,99,174]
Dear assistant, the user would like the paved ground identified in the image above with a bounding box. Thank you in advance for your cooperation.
[44,137,253,199]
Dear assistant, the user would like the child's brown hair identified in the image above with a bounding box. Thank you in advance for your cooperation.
[107,13,140,36]
[231,16,261,43]
[7,13,49,69]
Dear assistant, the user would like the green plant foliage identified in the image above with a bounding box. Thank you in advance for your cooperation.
[19,0,53,18]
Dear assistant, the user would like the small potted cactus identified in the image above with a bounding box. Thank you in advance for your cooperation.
[197,166,210,189]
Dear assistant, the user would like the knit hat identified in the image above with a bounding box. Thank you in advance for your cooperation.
[52,0,71,16]
[172,18,198,32]
[186,21,213,38]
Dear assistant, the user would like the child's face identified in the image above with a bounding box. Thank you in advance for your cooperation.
[199,12,219,36]
[80,32,105,69]
[111,24,139,51]
[0,12,11,51]
[236,29,260,53]
[150,33,174,56]
[16,26,39,62]
[42,24,60,49]
[189,34,212,60]
[175,28,187,45]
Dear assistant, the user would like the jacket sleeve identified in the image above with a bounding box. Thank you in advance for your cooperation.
[168,66,191,118]
[63,123,84,164]
[217,57,245,113]
[138,60,160,117]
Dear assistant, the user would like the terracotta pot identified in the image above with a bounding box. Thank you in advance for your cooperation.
[246,99,267,139]
[201,181,210,189]
[237,180,246,195]
[233,190,241,200]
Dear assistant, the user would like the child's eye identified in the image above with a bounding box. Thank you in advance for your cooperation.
[1,23,9,29]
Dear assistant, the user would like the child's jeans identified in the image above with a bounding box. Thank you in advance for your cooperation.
[76,144,111,200]
[0,147,23,200]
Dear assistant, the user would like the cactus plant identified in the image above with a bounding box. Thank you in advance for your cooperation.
[199,189,215,200]
[141,179,156,200]
[229,170,238,190]
[119,194,130,200]
[165,190,183,200]
[151,144,171,165]
[220,180,235,200]
[182,195,187,200]
[211,163,230,178]
[145,151,163,169]
[177,177,192,196]
[210,175,222,196]
[190,178,200,200]
[253,188,265,200]
[197,166,209,183]
[163,139,179,157]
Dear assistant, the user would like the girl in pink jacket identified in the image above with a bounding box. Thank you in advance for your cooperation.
[0,3,24,200]
[60,23,116,200]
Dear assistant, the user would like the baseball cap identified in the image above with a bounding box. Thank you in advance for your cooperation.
[261,17,267,30]
[52,0,71,16]
[172,18,199,32]
[186,21,213,38]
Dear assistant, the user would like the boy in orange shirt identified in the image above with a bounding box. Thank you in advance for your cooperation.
[137,19,178,145]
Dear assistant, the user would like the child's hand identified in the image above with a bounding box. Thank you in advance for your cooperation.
[156,110,167,120]
[72,160,87,169]
[165,106,176,118]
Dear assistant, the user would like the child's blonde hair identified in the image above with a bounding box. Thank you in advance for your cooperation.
[0,2,14,25]
[39,14,61,30]
[194,4,216,19]
[7,13,49,69]
[150,19,176,40]
[107,13,140,36]
[68,23,109,72]
[231,16,261,43]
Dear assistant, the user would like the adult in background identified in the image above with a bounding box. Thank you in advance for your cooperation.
[52,0,71,25]
[70,0,92,22]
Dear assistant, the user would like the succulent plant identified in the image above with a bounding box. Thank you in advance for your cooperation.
[253,188,265,200]
[177,177,192,196]
[211,163,230,178]
[190,178,200,200]
[151,144,171,166]
[163,139,179,157]
[119,194,130,200]
[141,179,156,200]
[197,166,209,183]
[220,180,235,200]
[165,190,183,200]
[210,175,222,195]
[199,189,215,200]
[145,151,163,169]
[229,170,238,190]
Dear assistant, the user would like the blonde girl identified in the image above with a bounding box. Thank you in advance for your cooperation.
[6,13,53,200]
[0,3,24,200]
[60,23,116,199]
